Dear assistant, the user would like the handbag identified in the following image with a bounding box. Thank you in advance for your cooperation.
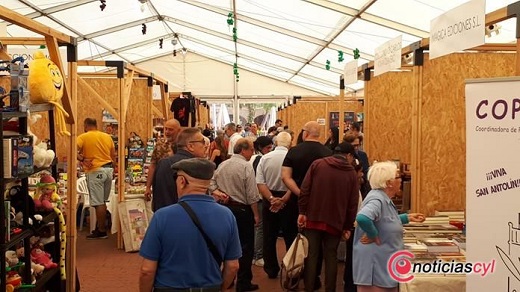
[280,233,308,291]
[179,201,223,265]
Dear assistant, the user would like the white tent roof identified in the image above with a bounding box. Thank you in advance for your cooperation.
[2,0,518,96]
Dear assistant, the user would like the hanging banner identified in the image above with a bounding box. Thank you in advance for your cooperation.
[429,0,485,60]
[374,35,402,77]
[344,59,358,85]
[7,48,69,75]
[466,77,520,291]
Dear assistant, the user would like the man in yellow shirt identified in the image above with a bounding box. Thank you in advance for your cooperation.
[77,118,116,239]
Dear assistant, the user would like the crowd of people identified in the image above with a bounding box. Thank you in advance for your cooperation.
[127,118,426,292]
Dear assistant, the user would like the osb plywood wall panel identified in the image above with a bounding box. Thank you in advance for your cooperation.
[198,104,209,127]
[292,101,327,142]
[419,52,516,216]
[365,71,413,164]
[152,100,165,117]
[31,77,151,158]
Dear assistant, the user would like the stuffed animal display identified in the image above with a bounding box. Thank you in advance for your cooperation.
[33,174,67,280]
[28,51,70,136]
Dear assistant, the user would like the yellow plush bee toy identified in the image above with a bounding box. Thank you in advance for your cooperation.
[28,51,70,136]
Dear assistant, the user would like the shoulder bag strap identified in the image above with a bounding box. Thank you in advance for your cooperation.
[178,201,223,265]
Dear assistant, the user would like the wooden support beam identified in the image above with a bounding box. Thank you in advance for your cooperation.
[147,84,153,139]
[161,83,168,119]
[0,5,73,44]
[117,78,125,250]
[0,37,46,45]
[77,77,120,120]
[152,105,163,117]
[65,60,78,292]
[122,70,134,120]
[45,35,75,124]
[410,65,423,212]
[77,60,106,67]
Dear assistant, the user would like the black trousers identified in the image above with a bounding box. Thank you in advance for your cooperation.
[303,229,340,292]
[227,205,255,290]
[262,193,298,277]
[343,227,357,292]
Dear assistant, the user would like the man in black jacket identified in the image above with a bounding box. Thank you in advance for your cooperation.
[151,128,208,212]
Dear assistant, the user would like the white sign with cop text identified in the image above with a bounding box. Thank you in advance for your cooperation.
[466,77,520,292]
[430,0,485,60]
[374,35,402,77]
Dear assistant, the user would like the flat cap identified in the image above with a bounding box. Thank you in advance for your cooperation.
[171,158,216,180]
[334,142,357,157]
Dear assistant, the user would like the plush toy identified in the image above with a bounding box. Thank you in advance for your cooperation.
[8,185,41,227]
[33,142,55,168]
[28,51,70,136]
[5,250,18,267]
[34,174,60,211]
[30,247,57,269]
[33,175,67,280]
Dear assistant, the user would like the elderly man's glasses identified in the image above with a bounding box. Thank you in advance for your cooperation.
[188,139,206,145]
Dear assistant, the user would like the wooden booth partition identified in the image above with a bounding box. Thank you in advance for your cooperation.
[290,100,327,142]
[31,78,151,158]
[325,100,364,140]
[364,71,414,164]
[415,52,516,216]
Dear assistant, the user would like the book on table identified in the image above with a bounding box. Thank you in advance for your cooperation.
[422,239,460,253]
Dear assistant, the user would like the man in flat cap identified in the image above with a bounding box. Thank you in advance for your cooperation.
[139,158,241,292]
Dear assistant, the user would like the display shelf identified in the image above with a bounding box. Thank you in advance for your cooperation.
[33,267,59,291]
[2,212,57,250]
[3,229,32,250]
[1,104,62,292]
[4,159,58,183]
[1,104,54,119]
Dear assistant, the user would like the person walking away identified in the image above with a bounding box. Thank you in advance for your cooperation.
[77,118,116,239]
[139,158,241,291]
[298,142,359,292]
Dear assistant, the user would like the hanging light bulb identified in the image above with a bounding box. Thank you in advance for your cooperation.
[138,0,147,12]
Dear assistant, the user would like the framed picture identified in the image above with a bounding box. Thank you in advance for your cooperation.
[118,199,151,252]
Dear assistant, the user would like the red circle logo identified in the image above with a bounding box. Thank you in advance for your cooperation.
[387,250,415,282]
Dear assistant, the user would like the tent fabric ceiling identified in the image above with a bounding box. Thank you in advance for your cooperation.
[2,0,518,95]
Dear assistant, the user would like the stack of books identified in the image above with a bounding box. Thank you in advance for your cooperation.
[422,238,460,253]
[435,210,465,223]
[452,235,466,250]
[422,215,450,225]
[403,223,462,234]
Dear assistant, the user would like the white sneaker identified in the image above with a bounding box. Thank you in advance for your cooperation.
[253,258,264,267]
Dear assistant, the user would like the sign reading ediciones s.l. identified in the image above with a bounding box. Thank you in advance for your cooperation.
[429,0,485,60]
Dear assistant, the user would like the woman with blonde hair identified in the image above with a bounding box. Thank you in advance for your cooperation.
[352,161,425,292]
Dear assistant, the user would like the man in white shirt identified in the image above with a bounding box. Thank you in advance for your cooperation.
[255,132,294,279]
[224,122,242,157]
